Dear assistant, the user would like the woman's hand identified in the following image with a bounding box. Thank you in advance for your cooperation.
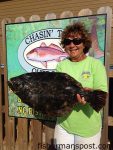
[77,94,86,105]
[76,87,93,105]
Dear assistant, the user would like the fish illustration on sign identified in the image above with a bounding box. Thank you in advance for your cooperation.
[26,42,68,68]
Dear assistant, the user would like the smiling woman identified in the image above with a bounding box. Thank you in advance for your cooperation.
[54,22,108,150]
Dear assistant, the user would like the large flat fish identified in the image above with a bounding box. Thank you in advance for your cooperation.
[8,72,107,117]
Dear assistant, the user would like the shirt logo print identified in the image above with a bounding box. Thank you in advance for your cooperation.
[81,71,91,79]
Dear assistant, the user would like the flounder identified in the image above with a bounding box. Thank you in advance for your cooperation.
[8,72,107,117]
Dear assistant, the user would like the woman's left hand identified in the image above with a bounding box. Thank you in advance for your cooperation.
[76,94,86,105]
[76,87,93,105]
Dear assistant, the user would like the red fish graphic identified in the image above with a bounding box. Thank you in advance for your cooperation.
[26,42,68,68]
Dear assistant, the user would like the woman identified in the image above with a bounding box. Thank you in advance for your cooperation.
[54,22,108,150]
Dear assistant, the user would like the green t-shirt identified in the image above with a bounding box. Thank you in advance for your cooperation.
[56,56,108,137]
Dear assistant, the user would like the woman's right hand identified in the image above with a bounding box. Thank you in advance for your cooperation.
[76,94,86,105]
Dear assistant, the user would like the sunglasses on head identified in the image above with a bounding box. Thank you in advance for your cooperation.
[63,38,83,46]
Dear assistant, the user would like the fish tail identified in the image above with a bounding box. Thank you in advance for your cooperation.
[8,80,14,91]
[86,90,107,112]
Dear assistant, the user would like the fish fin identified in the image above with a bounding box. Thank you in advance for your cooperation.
[59,56,67,61]
[49,43,62,51]
[41,61,48,68]
[87,90,107,112]
[40,42,47,47]
[94,50,104,59]
[55,58,60,62]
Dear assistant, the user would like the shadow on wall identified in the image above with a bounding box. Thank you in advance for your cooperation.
[109,78,113,117]
[109,78,113,150]
[108,126,113,150]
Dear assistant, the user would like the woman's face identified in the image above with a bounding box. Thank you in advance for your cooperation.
[64,33,85,61]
